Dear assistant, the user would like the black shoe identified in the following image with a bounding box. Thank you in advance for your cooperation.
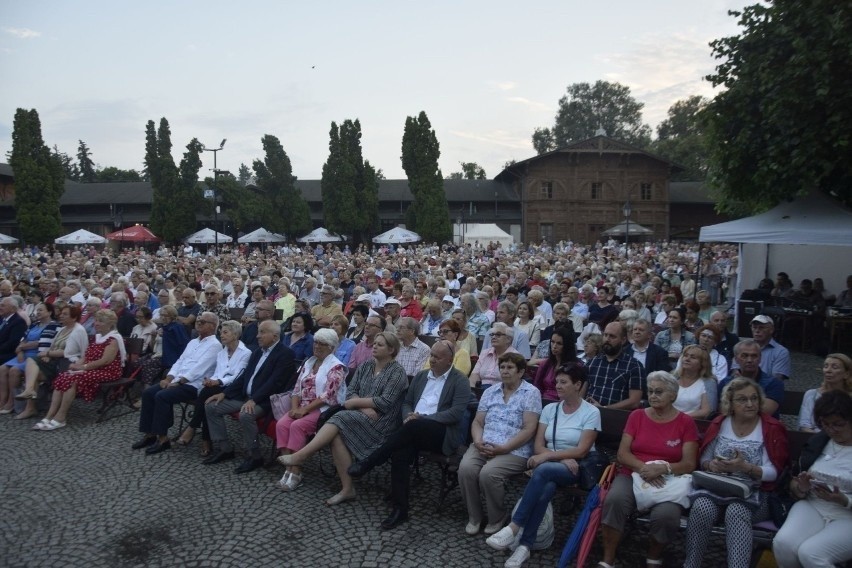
[202,450,235,465]
[132,436,156,450]
[381,508,409,530]
[347,460,373,479]
[234,457,264,474]
[145,440,171,455]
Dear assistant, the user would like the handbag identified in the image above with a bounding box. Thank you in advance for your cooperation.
[631,461,692,510]
[269,391,292,421]
[691,471,755,499]
[316,404,344,430]
[507,497,554,551]
[550,405,610,490]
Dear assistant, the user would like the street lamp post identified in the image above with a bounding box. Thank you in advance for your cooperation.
[623,200,632,261]
[202,139,226,255]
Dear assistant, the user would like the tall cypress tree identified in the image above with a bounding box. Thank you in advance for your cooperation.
[253,134,311,238]
[401,111,451,243]
[10,108,65,244]
[77,140,96,182]
[145,120,166,235]
[174,138,204,240]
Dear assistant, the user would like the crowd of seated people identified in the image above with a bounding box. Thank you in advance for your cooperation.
[1,240,850,567]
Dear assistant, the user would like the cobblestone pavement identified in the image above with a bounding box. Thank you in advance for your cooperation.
[0,352,823,568]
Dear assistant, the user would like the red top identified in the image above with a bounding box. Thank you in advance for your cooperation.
[620,409,699,476]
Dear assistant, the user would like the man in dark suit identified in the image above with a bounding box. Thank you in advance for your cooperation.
[624,319,672,378]
[347,340,472,530]
[0,297,27,413]
[204,320,296,473]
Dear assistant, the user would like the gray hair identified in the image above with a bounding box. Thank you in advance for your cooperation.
[110,292,128,307]
[498,300,517,318]
[220,320,243,337]
[397,316,419,333]
[491,321,515,339]
[647,371,679,397]
[734,338,761,356]
[313,327,340,348]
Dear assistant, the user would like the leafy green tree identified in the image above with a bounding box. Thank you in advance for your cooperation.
[51,145,79,181]
[215,174,266,233]
[321,119,379,245]
[77,140,96,182]
[253,134,311,237]
[237,163,252,187]
[144,120,166,233]
[705,1,852,213]
[401,111,452,243]
[10,109,65,244]
[145,117,191,242]
[96,167,142,182]
[172,138,204,240]
[448,161,486,180]
[533,80,652,153]
[651,96,709,181]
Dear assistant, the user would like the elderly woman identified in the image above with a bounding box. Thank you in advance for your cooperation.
[424,318,471,376]
[695,324,729,381]
[532,326,579,403]
[654,306,696,364]
[799,353,852,432]
[419,299,445,336]
[460,352,542,537]
[81,296,102,336]
[0,302,58,414]
[276,328,347,492]
[580,333,603,365]
[398,284,423,320]
[486,363,598,568]
[225,280,247,309]
[274,280,296,322]
[242,284,266,322]
[514,301,541,353]
[774,391,852,567]
[131,306,158,353]
[277,331,408,505]
[330,314,356,366]
[461,293,491,338]
[33,309,125,431]
[14,305,88,419]
[598,371,699,568]
[175,320,251,455]
[672,345,715,419]
[283,312,314,361]
[684,377,789,568]
[470,323,520,388]
[139,305,190,385]
[451,309,479,358]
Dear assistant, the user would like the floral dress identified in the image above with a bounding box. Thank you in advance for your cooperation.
[53,337,123,402]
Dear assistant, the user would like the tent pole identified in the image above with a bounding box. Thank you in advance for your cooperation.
[694,246,702,301]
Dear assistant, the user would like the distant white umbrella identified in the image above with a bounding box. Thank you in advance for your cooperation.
[54,229,107,245]
[372,226,421,244]
[0,232,18,244]
[297,227,344,243]
[183,228,233,244]
[237,227,286,243]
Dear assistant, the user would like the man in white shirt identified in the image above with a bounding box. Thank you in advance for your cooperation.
[133,312,222,454]
[347,340,472,530]
[366,275,387,308]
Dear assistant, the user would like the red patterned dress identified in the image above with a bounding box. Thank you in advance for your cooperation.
[53,337,123,402]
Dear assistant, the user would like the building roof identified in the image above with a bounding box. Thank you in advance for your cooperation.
[292,178,518,202]
[494,134,684,182]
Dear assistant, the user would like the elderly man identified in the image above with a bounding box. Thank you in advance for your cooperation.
[348,315,385,369]
[624,319,670,376]
[420,299,446,336]
[204,321,296,473]
[132,312,222,454]
[585,322,644,409]
[152,289,171,321]
[109,292,137,338]
[298,277,321,306]
[747,315,791,381]
[395,317,431,377]
[347,339,472,530]
[383,298,402,331]
[709,310,739,364]
[479,301,532,359]
[177,288,202,330]
[241,299,274,351]
[719,339,784,418]
[202,285,230,335]
[311,284,343,328]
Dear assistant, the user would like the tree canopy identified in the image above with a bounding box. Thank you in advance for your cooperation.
[448,162,487,180]
[401,111,452,243]
[651,96,709,181]
[10,108,65,244]
[533,80,652,153]
[252,134,311,238]
[704,0,852,214]
[76,140,96,182]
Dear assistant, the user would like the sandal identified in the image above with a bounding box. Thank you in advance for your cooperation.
[175,429,195,446]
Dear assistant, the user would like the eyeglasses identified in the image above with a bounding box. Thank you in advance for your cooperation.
[197,319,216,325]
[732,396,760,406]
[489,332,507,338]
[647,389,668,396]
[438,329,455,336]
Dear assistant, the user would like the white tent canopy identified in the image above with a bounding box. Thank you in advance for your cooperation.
[460,223,514,249]
[55,229,106,245]
[700,192,852,301]
[372,226,421,244]
[237,227,286,243]
[183,228,233,244]
[0,232,18,244]
[297,227,344,243]
[601,221,654,238]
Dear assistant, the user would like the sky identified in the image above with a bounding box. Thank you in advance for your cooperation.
[0,1,744,181]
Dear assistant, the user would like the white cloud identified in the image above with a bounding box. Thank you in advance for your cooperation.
[493,81,517,91]
[3,27,41,39]
[449,129,530,150]
[506,96,551,112]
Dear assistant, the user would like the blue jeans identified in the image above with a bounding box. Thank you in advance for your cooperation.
[512,461,579,547]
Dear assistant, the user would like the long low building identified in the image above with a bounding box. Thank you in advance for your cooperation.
[0,135,728,243]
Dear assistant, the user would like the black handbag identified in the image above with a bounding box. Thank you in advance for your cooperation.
[316,404,345,430]
[550,403,610,490]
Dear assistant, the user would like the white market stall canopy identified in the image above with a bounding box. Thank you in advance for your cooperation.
[700,191,852,301]
[601,221,654,237]
[0,232,18,244]
[237,228,286,243]
[183,228,233,244]
[297,227,344,243]
[55,229,107,245]
[372,226,421,244]
[460,223,514,249]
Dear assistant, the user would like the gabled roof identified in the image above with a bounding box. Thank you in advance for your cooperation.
[494,135,683,182]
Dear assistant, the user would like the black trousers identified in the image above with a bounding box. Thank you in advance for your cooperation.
[362,418,447,512]
[187,385,223,441]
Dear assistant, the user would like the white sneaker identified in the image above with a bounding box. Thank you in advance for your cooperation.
[465,520,481,535]
[486,526,516,550]
[484,521,505,535]
[504,545,530,568]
